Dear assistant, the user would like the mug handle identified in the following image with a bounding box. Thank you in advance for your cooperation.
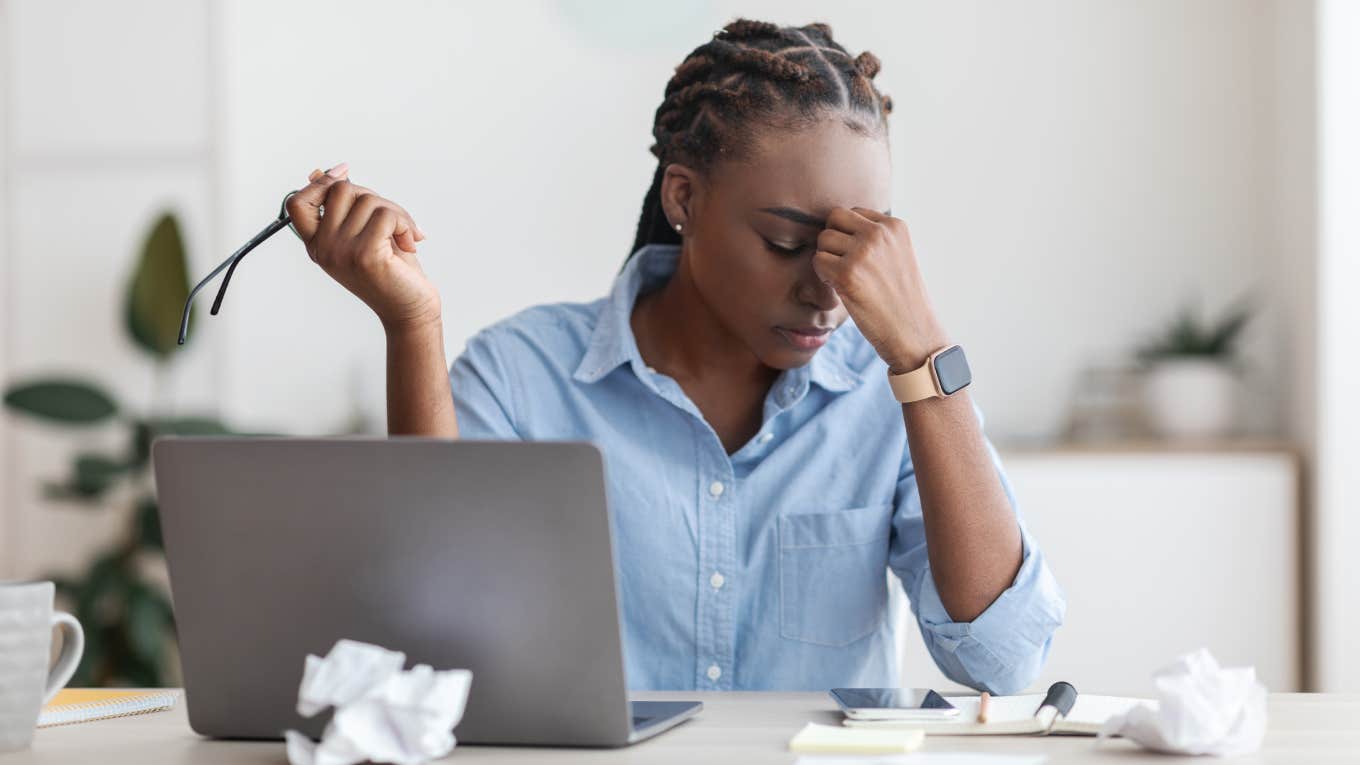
[42,611,85,704]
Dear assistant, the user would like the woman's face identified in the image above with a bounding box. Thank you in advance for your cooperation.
[666,117,892,371]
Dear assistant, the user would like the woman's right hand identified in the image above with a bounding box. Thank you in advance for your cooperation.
[286,164,440,332]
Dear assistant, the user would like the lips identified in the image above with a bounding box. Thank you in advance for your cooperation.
[776,325,833,351]
[784,325,833,336]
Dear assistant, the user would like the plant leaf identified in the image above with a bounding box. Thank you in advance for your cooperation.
[126,581,169,666]
[128,420,154,472]
[75,453,130,493]
[43,480,108,503]
[3,379,118,424]
[125,211,193,359]
[1207,304,1253,355]
[135,496,163,550]
[119,649,163,687]
[40,453,129,503]
[69,554,127,686]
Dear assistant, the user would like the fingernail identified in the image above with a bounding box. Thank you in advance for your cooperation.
[416,225,427,238]
[325,162,349,178]
[308,168,323,182]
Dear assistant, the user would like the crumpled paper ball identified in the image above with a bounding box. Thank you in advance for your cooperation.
[1099,647,1266,756]
[284,639,473,765]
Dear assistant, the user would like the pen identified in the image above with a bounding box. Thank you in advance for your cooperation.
[977,691,990,723]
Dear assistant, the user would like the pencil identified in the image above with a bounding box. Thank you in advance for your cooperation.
[977,691,991,723]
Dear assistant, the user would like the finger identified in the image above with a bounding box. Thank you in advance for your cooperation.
[849,206,891,224]
[340,193,418,254]
[812,249,848,288]
[391,211,419,253]
[355,207,401,264]
[339,192,382,243]
[318,179,361,241]
[286,164,350,242]
[816,228,856,256]
[825,206,877,236]
[852,206,910,242]
[345,183,424,247]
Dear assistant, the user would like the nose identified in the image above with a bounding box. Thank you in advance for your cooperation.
[796,265,841,312]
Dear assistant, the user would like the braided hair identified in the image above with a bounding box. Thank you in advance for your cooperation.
[626,19,894,266]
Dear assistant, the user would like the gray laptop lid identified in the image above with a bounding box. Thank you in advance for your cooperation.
[151,437,633,746]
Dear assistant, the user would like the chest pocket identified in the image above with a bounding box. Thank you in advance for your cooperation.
[778,503,893,647]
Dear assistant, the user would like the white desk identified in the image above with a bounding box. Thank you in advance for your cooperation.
[16,691,1360,763]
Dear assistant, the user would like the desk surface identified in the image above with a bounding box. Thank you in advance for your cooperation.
[17,691,1360,763]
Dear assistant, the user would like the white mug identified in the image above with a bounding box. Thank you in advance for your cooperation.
[0,580,84,752]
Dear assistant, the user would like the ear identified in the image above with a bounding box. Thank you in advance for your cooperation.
[659,163,701,232]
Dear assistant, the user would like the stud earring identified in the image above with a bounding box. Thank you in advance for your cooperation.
[675,223,683,233]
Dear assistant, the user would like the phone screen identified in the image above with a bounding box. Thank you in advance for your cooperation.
[830,688,956,712]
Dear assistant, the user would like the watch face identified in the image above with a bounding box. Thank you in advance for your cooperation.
[932,346,972,395]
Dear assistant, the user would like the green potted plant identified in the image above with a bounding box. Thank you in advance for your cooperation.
[2,211,246,686]
[1135,299,1253,440]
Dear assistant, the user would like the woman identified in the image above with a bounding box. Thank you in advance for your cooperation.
[285,19,1064,694]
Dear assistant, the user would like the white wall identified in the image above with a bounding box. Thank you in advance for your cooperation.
[1314,0,1360,694]
[1263,0,1318,689]
[0,0,1330,686]
[0,0,11,577]
[210,0,1291,443]
[0,0,221,578]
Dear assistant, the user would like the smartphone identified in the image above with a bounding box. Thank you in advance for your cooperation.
[828,687,960,720]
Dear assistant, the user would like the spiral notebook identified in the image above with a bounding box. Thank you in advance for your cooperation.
[38,689,180,727]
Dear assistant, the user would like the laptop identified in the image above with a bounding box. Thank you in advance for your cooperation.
[151,437,701,747]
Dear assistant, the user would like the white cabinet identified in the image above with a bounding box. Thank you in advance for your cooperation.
[895,448,1300,695]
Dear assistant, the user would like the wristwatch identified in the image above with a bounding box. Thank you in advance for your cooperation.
[887,344,972,403]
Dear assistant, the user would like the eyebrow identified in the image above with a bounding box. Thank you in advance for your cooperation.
[758,206,892,228]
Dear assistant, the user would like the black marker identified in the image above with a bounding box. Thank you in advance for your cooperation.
[1034,681,1078,734]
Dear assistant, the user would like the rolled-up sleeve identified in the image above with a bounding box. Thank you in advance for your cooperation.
[448,328,524,441]
[887,413,1066,695]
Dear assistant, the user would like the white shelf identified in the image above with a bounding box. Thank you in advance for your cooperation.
[897,449,1300,694]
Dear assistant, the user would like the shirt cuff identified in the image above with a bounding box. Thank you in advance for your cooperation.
[911,526,1067,694]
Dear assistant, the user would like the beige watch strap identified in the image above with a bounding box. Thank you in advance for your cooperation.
[888,358,939,403]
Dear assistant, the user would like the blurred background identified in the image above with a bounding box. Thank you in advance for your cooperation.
[1,0,1355,695]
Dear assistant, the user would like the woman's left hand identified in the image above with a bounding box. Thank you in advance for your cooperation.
[813,207,950,375]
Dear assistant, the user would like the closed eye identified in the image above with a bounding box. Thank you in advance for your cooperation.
[762,237,808,257]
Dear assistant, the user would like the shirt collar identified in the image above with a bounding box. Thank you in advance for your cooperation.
[573,243,864,394]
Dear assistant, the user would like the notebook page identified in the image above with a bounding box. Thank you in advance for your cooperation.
[1056,694,1158,734]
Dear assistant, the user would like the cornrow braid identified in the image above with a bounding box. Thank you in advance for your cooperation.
[625,18,893,266]
[716,18,782,41]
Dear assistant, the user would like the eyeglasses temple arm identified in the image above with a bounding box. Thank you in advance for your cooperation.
[176,215,291,345]
[209,216,291,315]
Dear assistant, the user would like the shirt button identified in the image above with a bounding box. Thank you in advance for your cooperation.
[758,432,773,444]
[708,481,725,498]
[706,664,722,682]
[710,572,725,590]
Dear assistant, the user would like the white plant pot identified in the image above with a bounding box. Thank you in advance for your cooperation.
[1142,358,1241,440]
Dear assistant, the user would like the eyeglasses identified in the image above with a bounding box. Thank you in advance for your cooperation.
[177,190,301,345]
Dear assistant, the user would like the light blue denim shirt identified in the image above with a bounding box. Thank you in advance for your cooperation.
[448,243,1065,693]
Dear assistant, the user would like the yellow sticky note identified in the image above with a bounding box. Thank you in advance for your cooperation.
[44,689,155,709]
[789,721,925,754]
